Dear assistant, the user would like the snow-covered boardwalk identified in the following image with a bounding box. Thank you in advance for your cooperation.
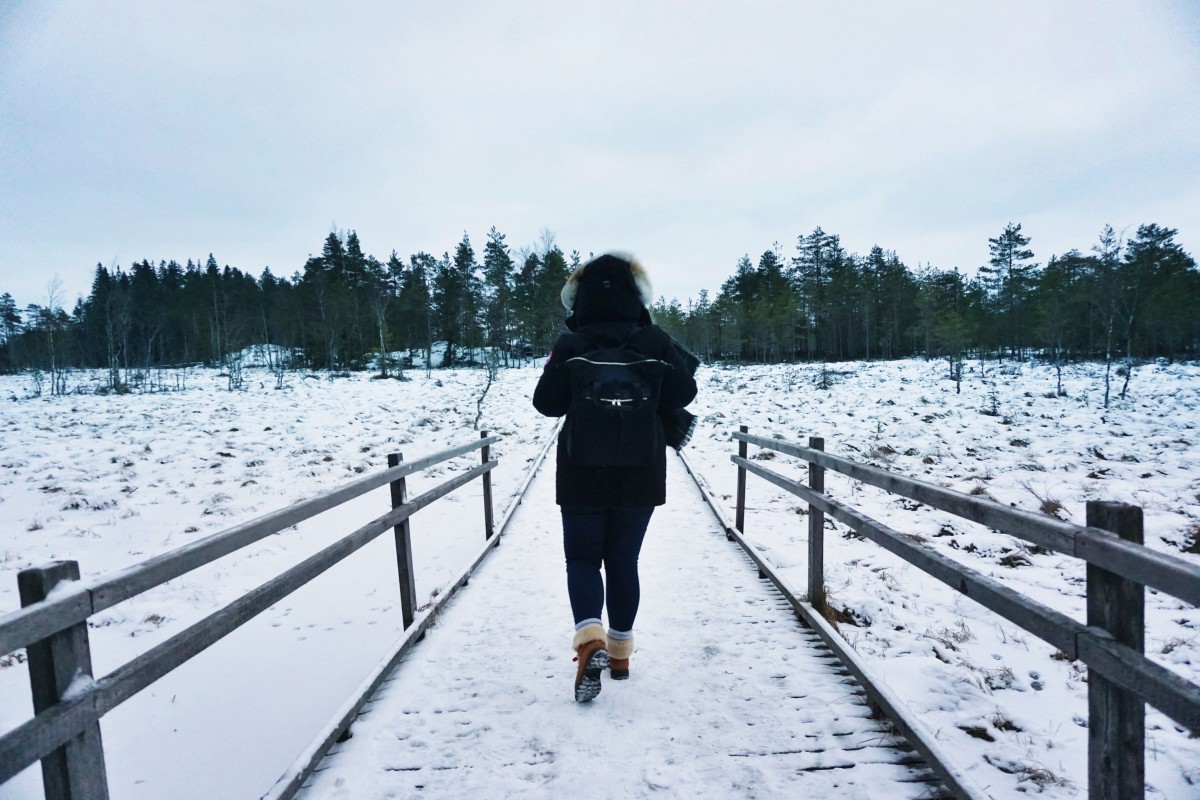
[298,456,950,799]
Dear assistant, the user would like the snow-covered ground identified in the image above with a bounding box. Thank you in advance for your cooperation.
[1,358,1198,798]
[682,358,1200,798]
[0,366,554,799]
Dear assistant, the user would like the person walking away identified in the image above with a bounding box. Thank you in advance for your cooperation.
[532,253,698,703]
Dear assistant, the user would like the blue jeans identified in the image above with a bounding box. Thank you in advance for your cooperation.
[561,506,654,633]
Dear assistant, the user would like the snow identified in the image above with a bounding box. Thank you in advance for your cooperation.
[680,358,1200,797]
[297,457,950,799]
[1,358,1197,798]
[0,367,555,799]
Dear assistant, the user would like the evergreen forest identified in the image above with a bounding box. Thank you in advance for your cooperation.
[2,222,1197,396]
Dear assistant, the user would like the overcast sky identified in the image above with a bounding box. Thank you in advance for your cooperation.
[2,1,1198,310]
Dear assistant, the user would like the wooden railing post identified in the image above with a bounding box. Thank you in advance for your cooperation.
[1086,501,1144,800]
[808,437,826,612]
[18,561,109,800]
[481,431,495,540]
[734,425,748,538]
[387,454,417,630]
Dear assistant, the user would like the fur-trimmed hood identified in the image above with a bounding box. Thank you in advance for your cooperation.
[561,253,653,311]
[561,253,653,328]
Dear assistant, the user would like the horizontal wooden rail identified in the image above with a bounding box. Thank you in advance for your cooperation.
[0,437,498,659]
[732,455,1200,733]
[733,431,1200,608]
[732,427,1200,800]
[0,461,496,786]
[734,456,1084,654]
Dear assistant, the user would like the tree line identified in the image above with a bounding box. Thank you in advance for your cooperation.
[1,221,1196,395]
[649,223,1198,394]
[1,228,574,391]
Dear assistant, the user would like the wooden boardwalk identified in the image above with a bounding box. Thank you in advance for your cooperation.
[297,457,951,799]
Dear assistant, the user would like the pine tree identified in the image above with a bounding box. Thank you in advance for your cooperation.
[482,227,515,364]
[716,254,756,360]
[322,232,346,280]
[432,234,482,366]
[512,252,541,359]
[82,264,130,389]
[791,228,845,360]
[0,292,21,372]
[1090,225,1124,406]
[157,260,186,365]
[401,253,435,368]
[1124,224,1198,358]
[980,223,1037,360]
[535,245,570,354]
[754,248,794,361]
[870,249,916,359]
[928,269,973,389]
[1036,250,1092,395]
[683,289,715,361]
[364,253,394,378]
[129,259,163,369]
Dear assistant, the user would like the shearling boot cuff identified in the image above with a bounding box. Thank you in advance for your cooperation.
[607,635,634,660]
[572,623,607,652]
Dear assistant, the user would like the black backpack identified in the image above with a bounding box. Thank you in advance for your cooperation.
[563,334,669,467]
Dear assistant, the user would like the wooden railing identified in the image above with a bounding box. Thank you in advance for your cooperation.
[0,432,503,800]
[725,426,1200,800]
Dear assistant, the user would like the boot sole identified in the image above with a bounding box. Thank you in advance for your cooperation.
[574,648,610,703]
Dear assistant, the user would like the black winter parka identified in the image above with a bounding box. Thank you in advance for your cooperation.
[532,320,698,508]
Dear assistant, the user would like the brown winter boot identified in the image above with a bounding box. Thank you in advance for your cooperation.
[607,635,634,680]
[572,624,609,703]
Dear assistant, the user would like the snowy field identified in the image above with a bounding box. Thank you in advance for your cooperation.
[681,358,1200,798]
[0,366,556,799]
[1,358,1198,798]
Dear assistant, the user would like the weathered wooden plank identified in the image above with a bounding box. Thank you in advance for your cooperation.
[734,431,1077,552]
[1086,502,1144,800]
[387,453,417,630]
[0,438,502,661]
[0,587,92,667]
[807,437,826,612]
[0,691,100,787]
[88,438,499,615]
[92,462,496,717]
[735,425,748,535]
[733,456,1083,656]
[732,431,1200,608]
[1074,529,1200,610]
[18,563,109,800]
[481,431,495,540]
[733,453,1200,730]
[1077,628,1200,734]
